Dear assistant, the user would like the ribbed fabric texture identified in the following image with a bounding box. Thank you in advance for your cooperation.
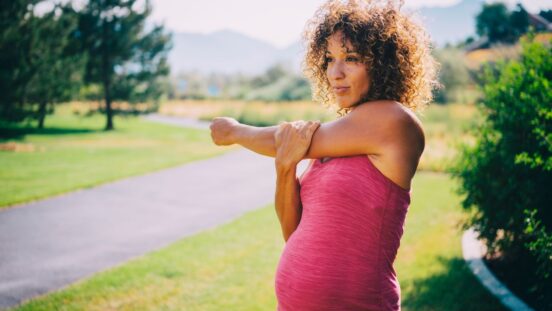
[275,155,411,311]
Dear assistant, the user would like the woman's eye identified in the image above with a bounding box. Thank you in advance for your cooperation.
[346,56,359,62]
[325,56,333,63]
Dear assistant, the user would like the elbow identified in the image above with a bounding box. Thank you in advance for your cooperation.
[283,234,289,243]
[282,223,298,242]
[283,231,291,243]
[282,226,291,242]
[276,202,302,243]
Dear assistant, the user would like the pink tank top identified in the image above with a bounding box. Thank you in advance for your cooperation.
[275,155,411,310]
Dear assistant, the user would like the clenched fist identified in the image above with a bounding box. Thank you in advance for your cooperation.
[210,117,240,146]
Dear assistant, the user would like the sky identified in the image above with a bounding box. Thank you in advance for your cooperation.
[149,0,552,48]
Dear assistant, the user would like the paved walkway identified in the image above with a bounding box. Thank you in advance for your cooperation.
[0,116,308,309]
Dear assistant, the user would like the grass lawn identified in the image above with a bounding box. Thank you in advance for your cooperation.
[0,105,234,208]
[12,172,506,310]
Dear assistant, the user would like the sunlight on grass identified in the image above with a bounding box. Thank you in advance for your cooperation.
[0,106,234,208]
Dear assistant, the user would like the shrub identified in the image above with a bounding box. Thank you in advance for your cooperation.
[451,36,551,308]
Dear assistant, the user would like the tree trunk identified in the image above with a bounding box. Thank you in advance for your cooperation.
[102,15,114,131]
[38,100,47,129]
[103,77,113,131]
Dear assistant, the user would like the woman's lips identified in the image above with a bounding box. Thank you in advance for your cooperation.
[333,86,349,95]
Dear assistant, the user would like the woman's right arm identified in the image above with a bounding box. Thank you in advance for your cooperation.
[210,100,411,159]
[210,117,278,157]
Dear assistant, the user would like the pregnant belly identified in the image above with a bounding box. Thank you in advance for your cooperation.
[275,230,389,310]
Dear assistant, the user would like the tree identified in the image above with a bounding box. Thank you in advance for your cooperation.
[26,3,85,128]
[0,0,84,126]
[476,3,511,43]
[476,2,529,44]
[538,9,552,23]
[0,0,38,122]
[77,0,171,130]
[509,4,529,39]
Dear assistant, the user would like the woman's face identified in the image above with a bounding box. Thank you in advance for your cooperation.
[325,31,371,110]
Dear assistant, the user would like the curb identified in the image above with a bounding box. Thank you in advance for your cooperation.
[462,228,535,311]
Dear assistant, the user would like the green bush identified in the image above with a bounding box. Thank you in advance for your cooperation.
[451,37,551,308]
[524,209,552,279]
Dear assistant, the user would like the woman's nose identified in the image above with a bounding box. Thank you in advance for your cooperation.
[327,61,345,80]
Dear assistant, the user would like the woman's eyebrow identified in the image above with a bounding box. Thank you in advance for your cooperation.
[325,48,358,53]
[325,50,359,55]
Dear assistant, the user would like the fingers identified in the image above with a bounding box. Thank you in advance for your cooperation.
[298,120,320,138]
[277,121,291,133]
[275,121,291,143]
[307,121,320,140]
[309,120,321,133]
[278,120,321,139]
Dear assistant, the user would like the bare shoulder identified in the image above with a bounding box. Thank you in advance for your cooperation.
[304,100,423,160]
[350,100,425,151]
[352,100,422,124]
[351,100,416,123]
[351,100,425,190]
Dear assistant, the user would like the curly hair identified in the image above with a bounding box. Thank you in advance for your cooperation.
[302,0,440,115]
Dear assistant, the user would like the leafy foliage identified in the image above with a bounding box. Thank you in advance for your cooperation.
[476,3,529,44]
[0,1,84,126]
[0,0,171,129]
[451,37,552,308]
[540,9,552,23]
[77,0,171,130]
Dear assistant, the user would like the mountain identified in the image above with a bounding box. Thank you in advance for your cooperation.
[167,0,485,76]
[168,30,303,76]
[416,0,483,46]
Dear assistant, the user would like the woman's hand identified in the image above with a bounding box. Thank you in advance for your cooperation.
[210,117,240,146]
[274,120,320,168]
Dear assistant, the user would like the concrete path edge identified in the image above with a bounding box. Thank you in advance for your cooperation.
[462,228,535,311]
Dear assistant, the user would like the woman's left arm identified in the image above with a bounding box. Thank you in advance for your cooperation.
[273,121,319,242]
[274,163,302,242]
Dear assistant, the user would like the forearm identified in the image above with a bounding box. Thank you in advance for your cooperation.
[234,123,277,157]
[274,163,302,242]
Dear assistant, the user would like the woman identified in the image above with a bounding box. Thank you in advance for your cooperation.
[210,0,438,309]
